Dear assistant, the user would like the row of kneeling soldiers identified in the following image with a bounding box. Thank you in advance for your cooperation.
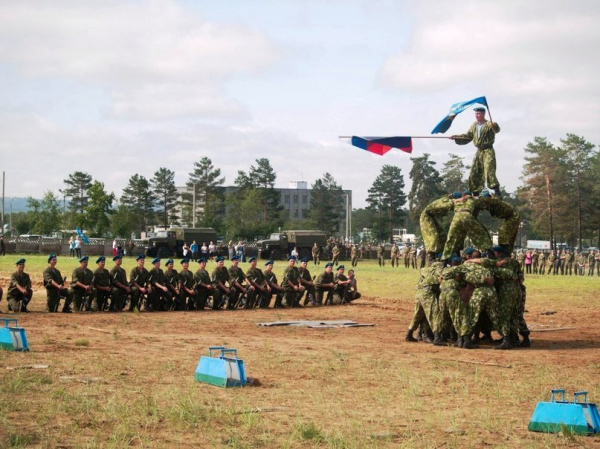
[1,254,361,313]
[406,245,530,350]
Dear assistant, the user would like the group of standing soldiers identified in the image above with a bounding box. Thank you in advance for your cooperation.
[407,245,529,351]
[516,249,600,276]
[1,253,361,314]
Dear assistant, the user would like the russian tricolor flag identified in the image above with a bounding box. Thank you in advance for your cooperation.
[340,136,413,156]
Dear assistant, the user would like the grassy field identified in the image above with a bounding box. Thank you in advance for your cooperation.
[0,255,599,448]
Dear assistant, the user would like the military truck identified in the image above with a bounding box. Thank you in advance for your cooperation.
[256,230,327,260]
[146,227,218,259]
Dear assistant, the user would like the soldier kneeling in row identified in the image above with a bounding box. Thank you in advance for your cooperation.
[43,254,71,313]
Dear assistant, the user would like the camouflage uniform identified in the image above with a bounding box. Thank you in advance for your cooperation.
[70,266,95,311]
[43,266,71,313]
[194,267,212,310]
[420,195,454,255]
[350,245,358,267]
[331,246,340,266]
[312,244,321,265]
[462,261,500,334]
[390,244,399,267]
[281,265,300,308]
[164,267,179,310]
[315,269,335,305]
[92,266,111,311]
[494,258,523,338]
[109,265,129,311]
[211,266,230,309]
[376,245,385,267]
[588,251,596,276]
[547,252,556,276]
[442,196,493,259]
[129,266,149,311]
[178,269,197,310]
[7,270,33,312]
[407,262,444,333]
[298,266,316,305]
[538,251,547,275]
[454,120,501,193]
[227,265,246,309]
[475,197,520,253]
[245,266,266,309]
[440,265,470,337]
[531,250,539,274]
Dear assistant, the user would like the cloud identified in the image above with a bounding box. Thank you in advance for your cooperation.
[0,0,277,119]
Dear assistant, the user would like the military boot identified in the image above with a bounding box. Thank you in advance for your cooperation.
[423,329,434,344]
[494,336,513,350]
[462,335,479,349]
[519,332,531,348]
[433,332,445,346]
[405,330,418,343]
[454,336,464,348]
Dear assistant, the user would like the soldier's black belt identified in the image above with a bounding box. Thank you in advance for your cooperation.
[455,209,472,213]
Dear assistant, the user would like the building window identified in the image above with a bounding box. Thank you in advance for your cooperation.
[284,195,290,204]
[294,209,299,218]
[302,195,308,204]
[293,195,299,203]
[302,209,308,218]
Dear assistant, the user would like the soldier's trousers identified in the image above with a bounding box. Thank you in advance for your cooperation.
[178,291,197,310]
[420,214,445,255]
[565,262,573,275]
[212,288,228,310]
[518,285,529,336]
[149,289,173,311]
[332,256,339,266]
[496,283,521,337]
[46,287,71,312]
[532,261,538,274]
[195,288,210,310]
[351,256,358,267]
[110,287,129,311]
[408,289,441,333]
[589,264,595,276]
[467,286,500,335]
[245,288,263,309]
[129,287,146,311]
[442,212,493,259]
[280,290,298,308]
[71,288,95,311]
[300,285,316,305]
[316,287,334,305]
[378,256,385,267]
[8,290,33,312]
[468,147,499,193]
[94,290,111,312]
[313,255,320,265]
[539,263,546,275]
[267,290,284,308]
[442,289,470,337]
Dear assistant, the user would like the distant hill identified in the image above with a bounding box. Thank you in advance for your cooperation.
[2,197,32,213]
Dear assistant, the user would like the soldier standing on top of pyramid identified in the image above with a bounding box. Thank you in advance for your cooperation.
[451,107,502,197]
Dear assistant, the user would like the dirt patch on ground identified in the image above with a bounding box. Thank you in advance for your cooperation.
[1,294,599,448]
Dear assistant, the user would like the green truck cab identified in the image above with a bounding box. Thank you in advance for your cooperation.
[256,230,326,260]
[146,227,218,259]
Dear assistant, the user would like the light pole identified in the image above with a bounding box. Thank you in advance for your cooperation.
[192,182,197,228]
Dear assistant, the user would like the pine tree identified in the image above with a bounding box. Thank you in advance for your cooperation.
[121,174,156,237]
[440,153,468,194]
[408,154,444,225]
[366,165,407,242]
[183,157,225,230]
[151,167,179,229]
[84,182,114,237]
[308,173,344,235]
[63,171,93,228]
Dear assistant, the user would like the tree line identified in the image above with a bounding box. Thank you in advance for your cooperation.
[12,157,348,241]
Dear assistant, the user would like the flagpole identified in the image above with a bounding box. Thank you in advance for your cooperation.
[338,136,450,139]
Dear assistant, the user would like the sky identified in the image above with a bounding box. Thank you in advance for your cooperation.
[1,0,599,208]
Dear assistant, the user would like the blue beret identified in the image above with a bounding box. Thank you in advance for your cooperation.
[79,256,89,262]
[337,265,345,270]
[265,260,274,266]
[47,254,57,263]
[473,107,486,112]
[215,256,224,262]
[136,254,146,261]
[463,247,475,255]
[165,259,174,265]
[325,262,333,268]
[492,245,504,253]
[197,257,207,263]
[96,256,105,264]
[16,258,26,265]
[248,256,257,262]
[231,255,240,261]
[450,255,462,263]
[112,254,122,261]
[152,258,160,264]
[480,190,492,198]
[452,191,462,199]
[287,256,297,261]
[300,258,308,263]
[463,190,472,196]
[180,258,189,264]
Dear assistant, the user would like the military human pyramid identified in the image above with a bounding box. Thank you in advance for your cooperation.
[406,106,528,350]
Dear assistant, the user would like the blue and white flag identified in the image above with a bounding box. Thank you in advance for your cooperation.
[431,96,488,134]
